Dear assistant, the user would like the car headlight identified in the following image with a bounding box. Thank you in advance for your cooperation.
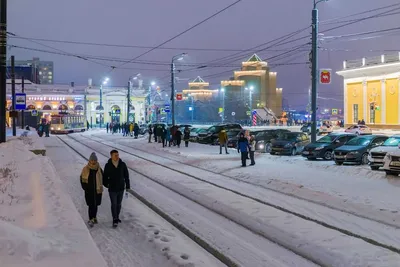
[315,147,324,151]
[57,127,61,130]
[51,127,54,130]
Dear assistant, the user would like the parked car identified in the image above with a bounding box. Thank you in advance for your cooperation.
[344,125,372,135]
[368,135,400,170]
[225,130,243,148]
[190,128,207,142]
[333,135,388,165]
[319,124,333,134]
[270,132,310,156]
[301,122,321,134]
[382,145,400,175]
[198,123,242,145]
[255,129,290,153]
[302,133,357,160]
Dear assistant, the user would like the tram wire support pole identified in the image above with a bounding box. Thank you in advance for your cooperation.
[311,0,328,143]
[127,81,131,123]
[21,77,24,129]
[11,55,15,136]
[0,0,7,143]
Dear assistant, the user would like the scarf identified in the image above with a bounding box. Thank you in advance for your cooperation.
[81,162,103,194]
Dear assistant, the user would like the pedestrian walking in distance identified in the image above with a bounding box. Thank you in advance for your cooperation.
[148,125,153,143]
[103,150,131,228]
[80,152,103,227]
[184,126,190,147]
[175,127,183,148]
[219,129,229,154]
[249,135,256,166]
[237,133,250,167]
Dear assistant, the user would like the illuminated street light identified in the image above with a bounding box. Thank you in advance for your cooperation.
[171,52,188,125]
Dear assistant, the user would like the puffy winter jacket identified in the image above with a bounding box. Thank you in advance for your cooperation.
[237,137,249,153]
[103,159,130,192]
[218,130,228,144]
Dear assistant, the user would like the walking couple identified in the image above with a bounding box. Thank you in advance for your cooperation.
[80,150,131,228]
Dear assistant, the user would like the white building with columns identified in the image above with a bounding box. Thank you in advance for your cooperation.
[5,79,147,126]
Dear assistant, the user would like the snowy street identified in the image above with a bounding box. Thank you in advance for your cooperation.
[47,130,400,266]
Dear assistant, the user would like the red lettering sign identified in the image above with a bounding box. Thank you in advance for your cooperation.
[176,93,183,101]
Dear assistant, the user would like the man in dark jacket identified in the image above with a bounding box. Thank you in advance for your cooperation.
[183,126,190,147]
[237,133,249,167]
[103,150,131,228]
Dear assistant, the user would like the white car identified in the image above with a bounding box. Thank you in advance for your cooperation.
[319,124,333,134]
[382,144,400,176]
[368,136,400,170]
[344,125,372,135]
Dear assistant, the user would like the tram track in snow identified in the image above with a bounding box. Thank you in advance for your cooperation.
[88,133,400,230]
[63,134,400,266]
[57,135,319,267]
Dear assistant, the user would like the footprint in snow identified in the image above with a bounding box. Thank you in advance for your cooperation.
[160,236,170,242]
[180,254,189,260]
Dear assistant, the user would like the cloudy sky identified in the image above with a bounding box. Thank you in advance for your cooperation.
[7,0,400,110]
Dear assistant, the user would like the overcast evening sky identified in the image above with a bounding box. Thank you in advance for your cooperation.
[7,0,400,110]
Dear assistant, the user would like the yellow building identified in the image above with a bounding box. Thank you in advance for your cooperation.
[337,53,400,128]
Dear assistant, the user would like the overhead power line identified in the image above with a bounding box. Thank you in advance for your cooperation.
[115,0,243,70]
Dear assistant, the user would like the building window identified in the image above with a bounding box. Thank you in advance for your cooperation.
[353,104,358,123]
[48,71,52,75]
[370,103,375,124]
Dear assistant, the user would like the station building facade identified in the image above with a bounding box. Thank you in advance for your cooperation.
[5,80,147,126]
[337,53,400,128]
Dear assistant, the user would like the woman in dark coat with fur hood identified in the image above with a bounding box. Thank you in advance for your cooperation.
[81,152,103,227]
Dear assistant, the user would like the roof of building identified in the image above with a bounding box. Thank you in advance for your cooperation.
[247,54,263,62]
[191,76,206,83]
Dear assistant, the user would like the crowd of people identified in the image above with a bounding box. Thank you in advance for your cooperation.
[147,124,191,148]
[106,122,140,138]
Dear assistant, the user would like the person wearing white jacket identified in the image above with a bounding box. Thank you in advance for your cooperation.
[249,135,256,166]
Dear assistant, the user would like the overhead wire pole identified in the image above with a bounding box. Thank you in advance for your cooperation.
[0,0,7,143]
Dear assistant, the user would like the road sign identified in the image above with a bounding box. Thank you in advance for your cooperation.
[246,111,251,116]
[332,109,338,115]
[15,93,26,110]
[160,108,166,114]
[176,93,183,101]
[252,110,257,115]
[231,112,236,116]
[31,110,38,116]
[319,69,332,84]
[218,107,224,113]
[165,104,170,112]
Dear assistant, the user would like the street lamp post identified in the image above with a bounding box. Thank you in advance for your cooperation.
[245,86,254,125]
[127,74,140,123]
[171,53,187,126]
[311,0,328,142]
[148,81,156,123]
[188,94,194,124]
[99,77,109,128]
[0,0,7,143]
[220,88,225,123]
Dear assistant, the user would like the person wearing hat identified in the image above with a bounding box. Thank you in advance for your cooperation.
[80,152,103,227]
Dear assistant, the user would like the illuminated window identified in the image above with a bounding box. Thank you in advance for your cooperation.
[48,72,52,75]
[39,71,42,75]
[353,104,358,123]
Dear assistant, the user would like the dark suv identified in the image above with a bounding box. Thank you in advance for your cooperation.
[271,132,310,156]
[198,123,242,145]
[302,133,357,160]
[255,129,290,153]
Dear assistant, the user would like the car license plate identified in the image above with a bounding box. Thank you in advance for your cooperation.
[390,161,400,167]
[335,155,344,159]
[303,151,310,155]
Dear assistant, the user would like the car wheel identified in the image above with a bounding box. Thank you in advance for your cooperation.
[291,148,296,156]
[264,142,272,153]
[370,166,379,171]
[323,150,333,160]
[361,153,369,165]
[335,161,343,165]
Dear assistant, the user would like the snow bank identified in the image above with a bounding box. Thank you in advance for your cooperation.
[6,128,45,155]
[0,138,107,267]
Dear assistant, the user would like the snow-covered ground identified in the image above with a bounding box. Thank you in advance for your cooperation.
[69,131,400,266]
[45,136,226,267]
[0,133,107,267]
